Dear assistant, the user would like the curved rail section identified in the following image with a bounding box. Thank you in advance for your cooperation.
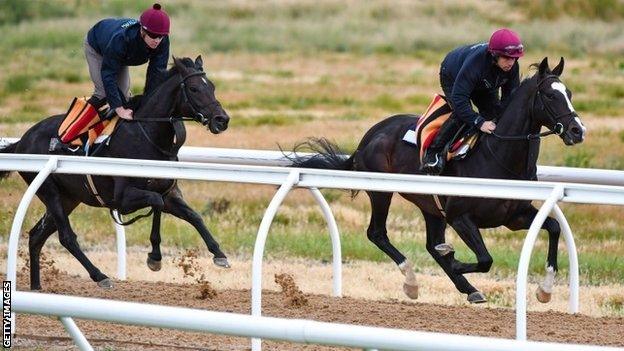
[3,154,624,350]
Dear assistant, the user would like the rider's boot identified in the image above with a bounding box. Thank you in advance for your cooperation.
[420,118,462,175]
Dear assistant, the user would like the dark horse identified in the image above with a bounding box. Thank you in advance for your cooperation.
[0,56,231,290]
[291,58,586,303]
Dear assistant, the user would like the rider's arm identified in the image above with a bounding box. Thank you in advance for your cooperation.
[450,61,485,128]
[144,36,170,95]
[100,37,126,110]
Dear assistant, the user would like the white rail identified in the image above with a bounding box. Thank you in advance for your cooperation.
[2,153,624,350]
[13,291,623,351]
[3,138,623,185]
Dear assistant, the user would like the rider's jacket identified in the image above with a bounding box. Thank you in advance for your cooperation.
[440,43,519,128]
[87,18,170,110]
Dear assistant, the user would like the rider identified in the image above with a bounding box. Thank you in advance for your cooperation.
[421,28,524,175]
[84,3,171,121]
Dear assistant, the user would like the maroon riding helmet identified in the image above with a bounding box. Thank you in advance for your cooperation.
[140,3,170,35]
[488,28,524,58]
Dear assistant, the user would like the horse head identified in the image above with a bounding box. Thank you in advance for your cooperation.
[172,56,230,134]
[532,57,586,145]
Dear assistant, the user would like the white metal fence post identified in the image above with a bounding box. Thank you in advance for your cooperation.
[309,187,342,297]
[515,185,565,340]
[553,204,580,313]
[251,170,300,351]
[59,316,93,351]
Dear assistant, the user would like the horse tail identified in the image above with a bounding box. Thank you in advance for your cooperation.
[287,137,354,171]
[0,141,18,178]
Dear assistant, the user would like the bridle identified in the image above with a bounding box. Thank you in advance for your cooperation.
[131,69,225,159]
[485,74,577,179]
[491,74,577,141]
[178,70,227,127]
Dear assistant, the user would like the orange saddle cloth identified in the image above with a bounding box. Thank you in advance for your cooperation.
[412,94,479,162]
[58,97,119,149]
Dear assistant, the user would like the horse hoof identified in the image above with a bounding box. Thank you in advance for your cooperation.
[213,257,231,268]
[536,286,552,303]
[467,291,487,304]
[147,257,162,271]
[97,278,113,289]
[434,243,455,256]
[403,282,419,299]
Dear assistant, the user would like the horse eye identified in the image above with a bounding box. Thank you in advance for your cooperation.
[189,87,199,93]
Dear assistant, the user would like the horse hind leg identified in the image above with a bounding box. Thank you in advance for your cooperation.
[365,191,418,299]
[29,199,79,290]
[28,212,57,290]
[37,182,112,288]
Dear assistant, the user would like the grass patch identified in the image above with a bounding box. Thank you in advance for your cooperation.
[563,149,594,168]
[232,114,314,127]
[3,74,36,95]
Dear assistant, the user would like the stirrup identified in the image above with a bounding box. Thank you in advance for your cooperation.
[421,154,444,175]
[49,137,81,154]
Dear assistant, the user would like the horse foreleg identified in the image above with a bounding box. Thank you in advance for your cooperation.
[422,212,483,302]
[116,185,165,215]
[146,209,163,271]
[448,214,493,274]
[163,187,230,268]
[365,191,418,298]
[506,206,560,303]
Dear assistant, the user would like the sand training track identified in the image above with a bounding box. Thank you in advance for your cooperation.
[12,273,624,350]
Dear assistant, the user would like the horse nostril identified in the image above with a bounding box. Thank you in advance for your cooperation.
[215,115,229,126]
[570,126,581,136]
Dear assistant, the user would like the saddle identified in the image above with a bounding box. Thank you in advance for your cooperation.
[53,97,120,155]
[403,94,480,163]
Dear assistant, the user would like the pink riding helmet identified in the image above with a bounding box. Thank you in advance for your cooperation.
[488,28,524,58]
[140,3,170,35]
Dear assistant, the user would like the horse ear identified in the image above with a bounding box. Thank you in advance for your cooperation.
[551,57,564,76]
[194,55,204,71]
[538,57,549,76]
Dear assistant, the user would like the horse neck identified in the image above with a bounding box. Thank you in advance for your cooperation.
[483,78,541,179]
[133,73,183,148]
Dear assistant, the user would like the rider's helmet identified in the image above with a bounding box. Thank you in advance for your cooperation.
[488,28,524,58]
[140,3,170,36]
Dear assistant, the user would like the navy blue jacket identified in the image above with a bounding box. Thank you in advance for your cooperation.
[440,43,519,127]
[87,18,170,110]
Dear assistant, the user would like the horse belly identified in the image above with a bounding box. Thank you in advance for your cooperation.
[54,174,115,207]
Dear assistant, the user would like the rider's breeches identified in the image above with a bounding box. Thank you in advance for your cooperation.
[84,36,131,103]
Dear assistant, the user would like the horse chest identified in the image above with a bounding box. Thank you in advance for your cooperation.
[145,179,176,194]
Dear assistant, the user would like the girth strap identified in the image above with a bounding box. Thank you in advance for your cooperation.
[433,194,446,217]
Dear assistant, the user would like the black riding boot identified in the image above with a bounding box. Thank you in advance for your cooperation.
[420,118,463,175]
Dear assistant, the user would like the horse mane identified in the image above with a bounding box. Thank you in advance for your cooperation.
[128,57,197,111]
[500,64,540,112]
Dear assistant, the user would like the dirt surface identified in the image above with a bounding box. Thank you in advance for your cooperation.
[12,273,624,350]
